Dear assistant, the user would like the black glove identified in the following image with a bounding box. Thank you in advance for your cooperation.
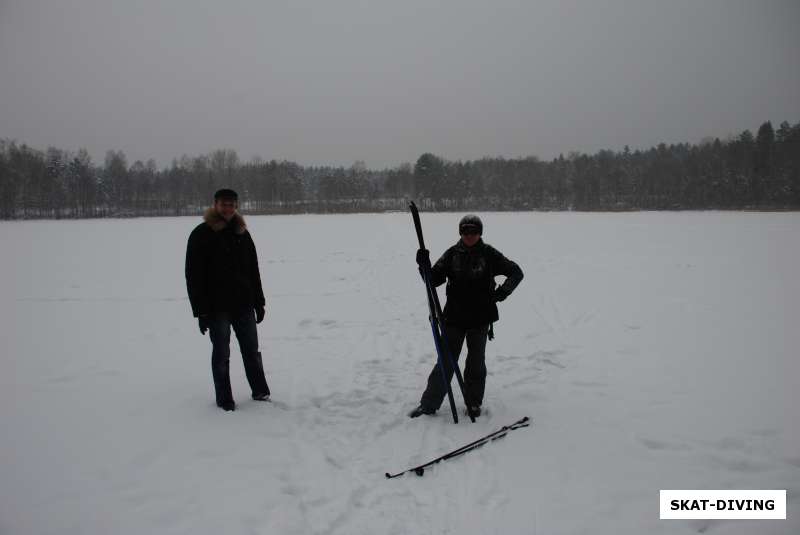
[493,287,510,303]
[198,314,210,335]
[255,306,265,324]
[416,248,430,267]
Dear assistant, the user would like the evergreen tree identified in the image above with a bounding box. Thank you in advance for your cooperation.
[754,121,775,204]
[414,153,445,206]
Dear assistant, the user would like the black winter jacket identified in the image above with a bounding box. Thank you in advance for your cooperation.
[185,208,265,317]
[430,239,523,328]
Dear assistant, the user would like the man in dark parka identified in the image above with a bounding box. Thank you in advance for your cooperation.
[185,189,270,411]
[409,214,523,418]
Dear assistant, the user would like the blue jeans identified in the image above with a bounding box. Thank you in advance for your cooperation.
[208,309,270,405]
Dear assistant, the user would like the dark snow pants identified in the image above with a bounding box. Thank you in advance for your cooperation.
[208,309,270,405]
[420,323,489,411]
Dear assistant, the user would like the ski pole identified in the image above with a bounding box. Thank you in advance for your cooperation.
[420,266,459,423]
[385,416,530,478]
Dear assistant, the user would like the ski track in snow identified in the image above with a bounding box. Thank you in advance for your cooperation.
[1,212,799,535]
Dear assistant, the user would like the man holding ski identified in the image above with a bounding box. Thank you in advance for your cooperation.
[409,214,523,418]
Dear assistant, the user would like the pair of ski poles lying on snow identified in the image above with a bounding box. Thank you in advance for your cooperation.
[387,203,530,478]
[385,416,531,478]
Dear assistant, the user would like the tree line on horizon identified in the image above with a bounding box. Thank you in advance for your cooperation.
[0,120,798,219]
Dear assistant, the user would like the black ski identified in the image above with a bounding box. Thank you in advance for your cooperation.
[385,416,531,478]
[410,201,476,423]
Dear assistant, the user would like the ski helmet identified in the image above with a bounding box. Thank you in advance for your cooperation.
[458,214,483,235]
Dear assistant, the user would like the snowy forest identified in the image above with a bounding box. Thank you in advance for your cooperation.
[1,120,798,219]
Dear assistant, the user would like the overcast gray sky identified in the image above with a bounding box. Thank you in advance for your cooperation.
[1,0,798,169]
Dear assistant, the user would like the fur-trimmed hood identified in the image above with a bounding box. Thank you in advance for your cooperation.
[204,207,247,234]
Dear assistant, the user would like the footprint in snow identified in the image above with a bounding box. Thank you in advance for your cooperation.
[572,380,606,388]
[637,437,692,452]
[785,457,800,469]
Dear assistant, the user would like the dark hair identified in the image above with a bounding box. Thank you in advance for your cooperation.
[214,188,238,201]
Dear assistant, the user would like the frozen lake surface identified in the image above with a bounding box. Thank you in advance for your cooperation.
[1,211,798,534]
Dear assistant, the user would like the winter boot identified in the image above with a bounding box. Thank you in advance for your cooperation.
[408,404,436,418]
[217,400,236,411]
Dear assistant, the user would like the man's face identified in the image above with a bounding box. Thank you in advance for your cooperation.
[460,229,480,247]
[214,198,237,221]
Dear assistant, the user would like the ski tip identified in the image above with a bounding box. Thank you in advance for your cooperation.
[385,472,392,478]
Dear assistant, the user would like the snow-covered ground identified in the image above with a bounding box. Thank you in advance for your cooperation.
[1,211,798,535]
